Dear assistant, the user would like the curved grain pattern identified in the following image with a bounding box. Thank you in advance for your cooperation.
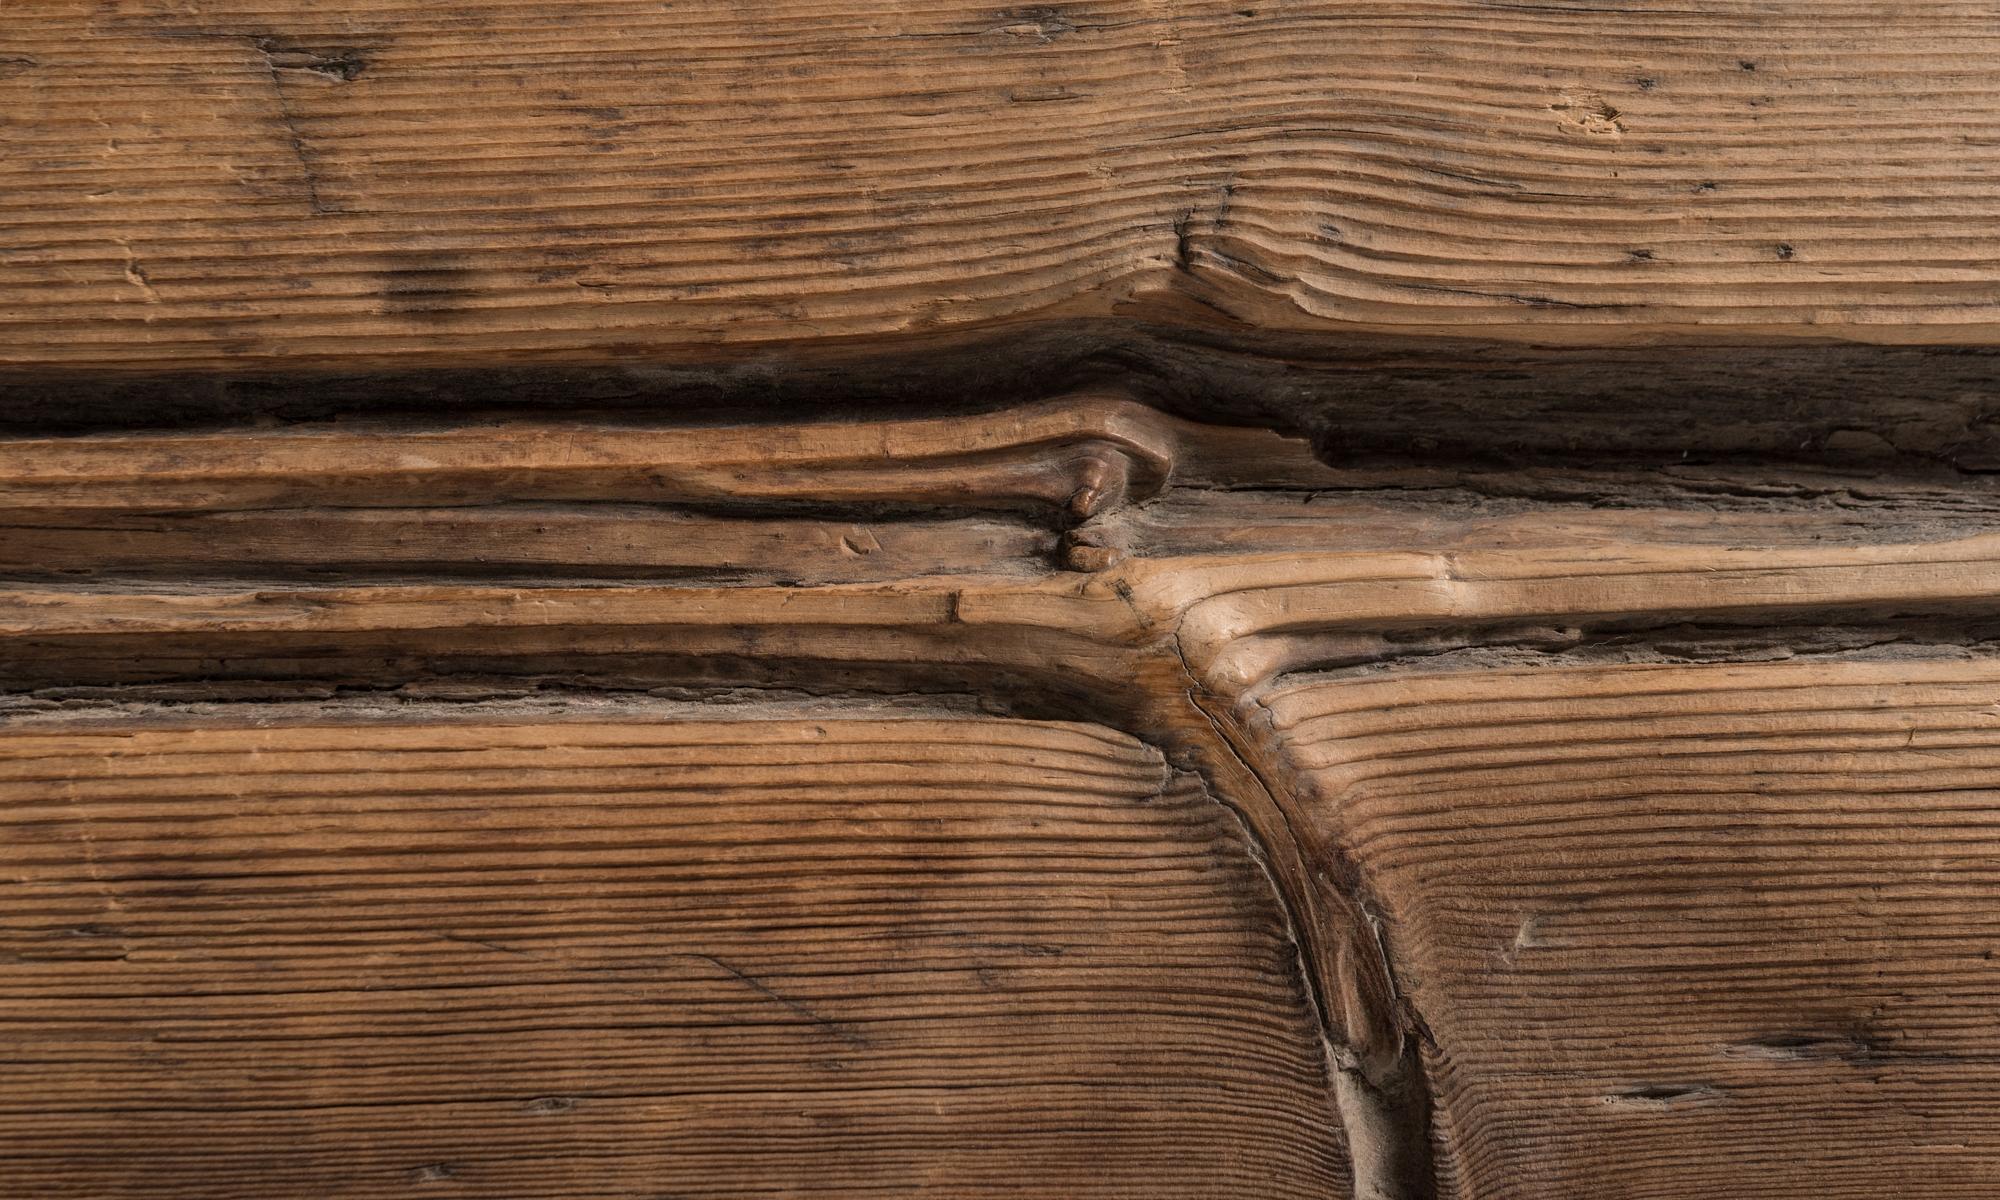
[0,713,1347,1198]
[6,1,2000,370]
[1255,658,2000,1199]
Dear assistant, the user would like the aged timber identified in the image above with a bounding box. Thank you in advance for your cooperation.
[9,395,2000,1196]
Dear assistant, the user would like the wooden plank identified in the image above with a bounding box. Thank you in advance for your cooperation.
[1251,658,2000,1198]
[18,396,2000,1197]
[0,711,1347,1199]
[0,506,1056,585]
[0,396,1192,585]
[15,397,2000,651]
[6,1,2000,372]
[0,398,1173,514]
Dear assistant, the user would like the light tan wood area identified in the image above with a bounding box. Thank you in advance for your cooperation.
[1255,658,2000,1198]
[0,397,1173,583]
[0,714,1346,1198]
[7,1,2000,371]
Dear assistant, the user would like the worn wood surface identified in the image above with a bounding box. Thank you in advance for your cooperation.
[0,711,1346,1198]
[1251,658,2000,1198]
[11,394,2000,1197]
[7,1,2000,373]
[10,0,2000,1185]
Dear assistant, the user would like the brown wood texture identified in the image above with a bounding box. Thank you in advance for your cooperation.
[13,394,2000,1197]
[7,1,2000,373]
[1252,658,2000,1198]
[0,712,1347,1198]
[11,0,2000,1185]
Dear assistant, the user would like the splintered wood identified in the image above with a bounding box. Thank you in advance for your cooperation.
[0,716,1344,1198]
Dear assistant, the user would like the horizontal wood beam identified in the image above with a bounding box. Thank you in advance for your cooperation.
[13,396,2000,1198]
[7,1,2000,373]
[0,711,1350,1199]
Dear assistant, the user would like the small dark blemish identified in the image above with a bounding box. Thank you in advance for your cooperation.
[313,50,368,81]
[1171,210,1196,271]
[0,55,38,78]
[1635,76,1658,90]
[1739,59,1757,71]
[1008,84,1084,103]
[1693,180,1718,193]
[379,255,475,321]
[996,6,1076,39]
[1776,242,1795,260]
[254,38,370,81]
[1726,1031,1880,1062]
[1605,1082,1720,1107]
[1626,248,1654,262]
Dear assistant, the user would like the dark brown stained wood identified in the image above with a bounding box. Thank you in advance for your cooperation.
[8,1,2000,373]
[0,712,1348,1199]
[0,506,1057,585]
[1249,658,2000,1198]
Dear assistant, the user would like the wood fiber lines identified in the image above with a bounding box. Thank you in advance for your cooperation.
[0,715,1347,1198]
[1255,660,2000,1198]
[8,1,2000,369]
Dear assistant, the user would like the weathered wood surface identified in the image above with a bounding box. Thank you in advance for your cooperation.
[1253,658,2000,1198]
[0,712,1346,1198]
[7,0,2000,373]
[12,394,2000,1197]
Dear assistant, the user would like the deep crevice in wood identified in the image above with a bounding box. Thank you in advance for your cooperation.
[8,328,2000,476]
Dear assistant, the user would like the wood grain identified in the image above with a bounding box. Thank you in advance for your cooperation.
[7,1,2000,372]
[1250,657,2000,1198]
[0,398,1172,515]
[0,397,1180,584]
[18,392,2000,1197]
[0,711,1346,1198]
